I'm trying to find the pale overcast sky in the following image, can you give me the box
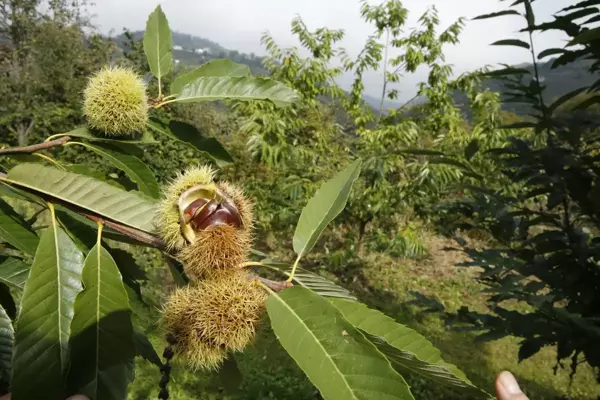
[90,0,572,100]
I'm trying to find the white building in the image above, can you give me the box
[194,47,212,55]
[173,45,183,51]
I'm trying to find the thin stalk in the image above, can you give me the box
[240,261,270,268]
[286,254,302,283]
[32,153,66,170]
[154,99,177,109]
[378,28,391,123]
[524,3,551,141]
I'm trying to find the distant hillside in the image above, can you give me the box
[469,58,596,115]
[363,93,403,111]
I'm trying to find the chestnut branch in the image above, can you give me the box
[82,213,168,250]
[249,274,294,292]
[0,136,71,155]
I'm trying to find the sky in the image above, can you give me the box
[90,0,573,101]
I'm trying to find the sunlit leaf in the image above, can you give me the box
[293,159,361,258]
[144,5,172,79]
[147,119,233,167]
[171,59,251,95]
[331,300,491,399]
[74,142,160,198]
[12,207,84,400]
[5,163,157,234]
[172,76,298,107]
[0,198,39,256]
[267,287,415,400]
[68,243,135,400]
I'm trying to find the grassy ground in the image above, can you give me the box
[129,234,600,400]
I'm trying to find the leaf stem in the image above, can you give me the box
[96,220,104,243]
[286,254,302,283]
[240,261,269,268]
[32,153,66,170]
[154,99,177,109]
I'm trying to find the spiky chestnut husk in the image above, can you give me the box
[156,166,254,280]
[162,272,267,371]
[83,66,149,136]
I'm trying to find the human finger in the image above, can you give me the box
[495,371,529,400]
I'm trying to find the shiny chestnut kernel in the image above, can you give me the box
[183,198,242,232]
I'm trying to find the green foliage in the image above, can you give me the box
[267,286,415,400]
[69,242,135,400]
[143,6,173,85]
[0,4,489,399]
[3,0,597,399]
[170,58,251,95]
[412,0,600,383]
[169,76,298,106]
[0,198,39,256]
[331,299,486,397]
[293,159,362,258]
[11,205,84,399]
[147,119,233,167]
[73,142,159,198]
[6,163,157,233]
